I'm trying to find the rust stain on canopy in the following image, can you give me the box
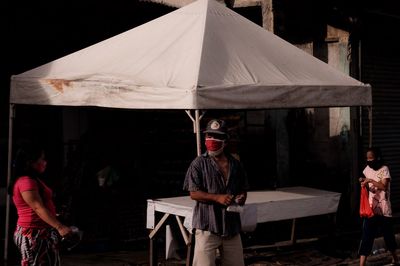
[44,79,72,93]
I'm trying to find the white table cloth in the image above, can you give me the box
[147,186,341,232]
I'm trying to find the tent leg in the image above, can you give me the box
[4,104,15,262]
[149,238,157,266]
[367,106,372,147]
[185,110,205,156]
[195,110,201,156]
[186,232,195,266]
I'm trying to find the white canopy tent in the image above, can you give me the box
[5,0,371,260]
[11,0,371,109]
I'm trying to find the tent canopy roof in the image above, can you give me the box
[143,0,260,8]
[10,0,371,109]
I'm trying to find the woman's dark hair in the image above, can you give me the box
[8,142,44,195]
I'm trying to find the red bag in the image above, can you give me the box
[360,186,374,218]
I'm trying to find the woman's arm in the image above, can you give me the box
[362,178,389,191]
[21,190,72,237]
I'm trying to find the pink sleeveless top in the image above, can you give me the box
[363,165,392,217]
[13,176,57,228]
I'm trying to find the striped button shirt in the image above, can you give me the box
[183,152,249,237]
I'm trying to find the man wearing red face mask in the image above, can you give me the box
[183,119,249,266]
[8,142,72,266]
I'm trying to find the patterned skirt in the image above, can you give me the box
[14,225,61,266]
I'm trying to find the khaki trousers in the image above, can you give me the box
[193,230,245,266]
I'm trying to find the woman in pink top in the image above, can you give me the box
[9,143,72,266]
[358,147,399,266]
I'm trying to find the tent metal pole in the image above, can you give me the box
[185,110,205,156]
[4,104,15,261]
[195,110,201,156]
[368,106,372,147]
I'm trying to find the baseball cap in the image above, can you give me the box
[203,119,228,136]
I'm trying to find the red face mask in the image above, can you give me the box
[205,138,225,152]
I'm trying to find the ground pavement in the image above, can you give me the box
[58,242,400,266]
[6,239,400,266]
[4,234,400,266]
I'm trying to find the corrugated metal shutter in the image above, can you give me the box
[361,16,400,212]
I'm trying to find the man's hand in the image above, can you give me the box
[216,194,234,206]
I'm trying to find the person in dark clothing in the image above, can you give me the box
[183,119,249,266]
[358,147,399,266]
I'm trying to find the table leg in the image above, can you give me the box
[149,213,170,266]
[175,216,194,266]
[329,213,337,238]
[290,218,297,245]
